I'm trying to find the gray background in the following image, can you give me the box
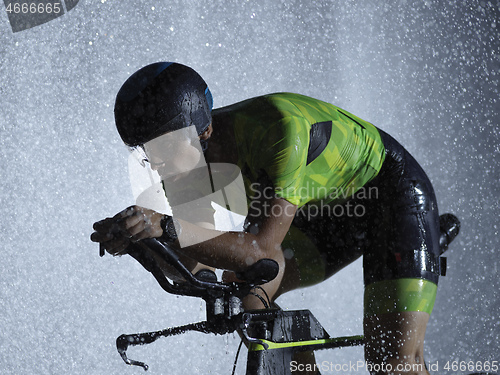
[0,1,498,374]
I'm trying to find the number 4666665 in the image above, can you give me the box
[5,2,61,14]
[444,361,498,372]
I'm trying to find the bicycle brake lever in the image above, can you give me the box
[116,322,212,371]
[116,335,149,371]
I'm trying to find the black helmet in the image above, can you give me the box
[114,62,213,147]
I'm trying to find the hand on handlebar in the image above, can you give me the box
[91,205,165,256]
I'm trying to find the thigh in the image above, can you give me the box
[283,200,369,288]
[363,129,442,287]
[274,211,367,302]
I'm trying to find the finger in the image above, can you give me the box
[93,217,114,231]
[116,205,141,219]
[107,207,136,233]
[127,220,146,238]
[112,237,135,256]
[123,213,145,230]
[130,229,153,243]
[128,218,161,242]
[111,244,130,256]
[130,216,163,242]
[112,213,144,236]
[103,237,130,256]
[90,231,115,243]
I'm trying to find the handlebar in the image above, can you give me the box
[112,238,280,371]
[127,238,279,298]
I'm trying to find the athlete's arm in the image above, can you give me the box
[91,191,298,275]
[176,192,297,307]
[177,194,297,272]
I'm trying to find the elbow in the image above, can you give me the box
[244,236,283,269]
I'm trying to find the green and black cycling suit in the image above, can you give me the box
[213,92,442,317]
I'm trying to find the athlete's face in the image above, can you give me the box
[144,126,205,178]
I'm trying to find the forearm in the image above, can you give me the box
[175,219,280,272]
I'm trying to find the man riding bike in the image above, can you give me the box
[91,62,460,375]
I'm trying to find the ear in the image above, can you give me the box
[200,123,213,140]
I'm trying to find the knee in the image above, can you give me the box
[363,312,431,374]
[365,341,429,375]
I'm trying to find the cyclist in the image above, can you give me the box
[91,62,459,375]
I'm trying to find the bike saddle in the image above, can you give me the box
[439,213,461,254]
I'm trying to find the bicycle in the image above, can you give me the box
[108,219,497,375]
[114,238,363,374]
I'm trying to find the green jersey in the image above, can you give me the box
[214,93,385,207]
